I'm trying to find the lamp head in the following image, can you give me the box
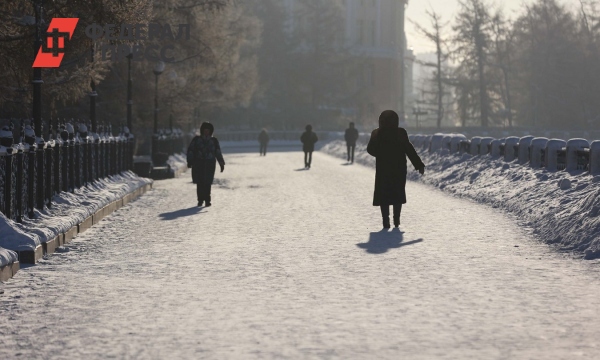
[153,61,165,76]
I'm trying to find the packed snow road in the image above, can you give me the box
[1,149,600,359]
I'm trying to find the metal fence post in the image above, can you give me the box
[16,147,25,222]
[0,150,6,217]
[45,142,54,208]
[36,140,45,210]
[54,137,63,196]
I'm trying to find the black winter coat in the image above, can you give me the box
[187,135,225,185]
[367,127,424,206]
[345,128,359,145]
[301,131,318,152]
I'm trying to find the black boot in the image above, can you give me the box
[205,195,212,207]
[393,204,401,228]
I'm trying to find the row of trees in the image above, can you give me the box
[0,0,359,134]
[0,0,259,135]
[414,0,600,129]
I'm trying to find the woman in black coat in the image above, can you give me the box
[367,110,425,228]
[187,122,225,207]
[300,124,318,169]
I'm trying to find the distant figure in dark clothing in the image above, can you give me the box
[187,122,225,207]
[300,124,318,169]
[367,110,425,228]
[345,122,359,163]
[258,129,269,156]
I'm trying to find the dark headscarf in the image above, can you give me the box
[379,110,399,129]
[200,122,215,136]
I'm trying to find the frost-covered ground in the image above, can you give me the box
[1,149,600,359]
[322,140,600,260]
[0,171,151,265]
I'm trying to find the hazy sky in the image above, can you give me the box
[405,0,572,54]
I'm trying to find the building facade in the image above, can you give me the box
[343,0,412,126]
[283,0,412,128]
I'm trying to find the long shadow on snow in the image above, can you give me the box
[357,229,423,254]
[159,207,205,221]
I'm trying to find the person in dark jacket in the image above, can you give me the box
[187,122,225,207]
[300,124,318,169]
[258,128,269,156]
[344,122,359,163]
[367,110,425,228]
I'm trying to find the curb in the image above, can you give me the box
[5,182,153,280]
[0,261,20,282]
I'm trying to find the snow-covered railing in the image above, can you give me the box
[0,121,134,222]
[409,132,600,175]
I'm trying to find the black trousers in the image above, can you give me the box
[197,182,212,204]
[380,204,402,221]
[193,161,216,203]
[304,151,313,167]
[260,143,267,156]
[347,144,355,162]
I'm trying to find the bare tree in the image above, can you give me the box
[411,9,450,128]
[453,0,493,127]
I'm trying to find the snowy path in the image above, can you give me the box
[1,150,600,359]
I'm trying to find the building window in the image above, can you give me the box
[365,63,375,87]
[357,19,364,45]
[370,20,376,46]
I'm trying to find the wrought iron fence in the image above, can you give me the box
[0,121,134,222]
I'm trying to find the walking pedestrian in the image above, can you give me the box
[300,124,318,169]
[367,110,425,228]
[186,122,225,207]
[258,128,269,156]
[344,122,359,163]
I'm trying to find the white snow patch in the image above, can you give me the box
[0,247,18,268]
[0,171,152,261]
[167,153,187,172]
[322,139,600,259]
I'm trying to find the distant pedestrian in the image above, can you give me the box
[300,124,318,169]
[367,110,425,228]
[187,122,225,207]
[258,128,269,156]
[344,122,359,163]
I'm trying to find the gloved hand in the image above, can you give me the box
[220,164,225,173]
[187,163,192,169]
[418,166,425,175]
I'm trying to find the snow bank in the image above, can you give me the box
[321,140,600,260]
[167,153,187,169]
[0,171,152,257]
[0,247,18,268]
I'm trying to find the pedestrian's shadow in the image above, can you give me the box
[294,168,309,171]
[341,163,353,166]
[356,228,423,254]
[159,207,204,221]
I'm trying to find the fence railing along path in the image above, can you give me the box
[0,123,134,222]
[408,133,600,174]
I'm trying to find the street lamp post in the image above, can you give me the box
[32,0,43,138]
[32,0,47,211]
[127,53,133,133]
[152,61,165,164]
[90,43,98,133]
